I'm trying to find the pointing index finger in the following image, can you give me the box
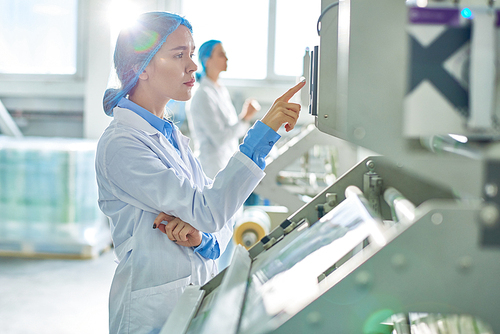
[276,79,306,102]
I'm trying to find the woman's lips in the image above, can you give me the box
[184,79,195,86]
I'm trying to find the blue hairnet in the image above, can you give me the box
[195,40,221,81]
[103,12,193,116]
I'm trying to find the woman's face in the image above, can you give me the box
[142,25,197,102]
[207,43,228,73]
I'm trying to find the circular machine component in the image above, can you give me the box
[234,208,271,249]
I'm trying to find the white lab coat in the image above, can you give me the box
[95,107,265,334]
[188,76,250,178]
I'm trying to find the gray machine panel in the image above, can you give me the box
[315,0,492,198]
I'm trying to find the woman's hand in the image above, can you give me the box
[153,212,202,248]
[261,80,306,132]
[240,98,261,121]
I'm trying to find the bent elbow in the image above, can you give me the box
[201,220,225,234]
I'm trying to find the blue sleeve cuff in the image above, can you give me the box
[193,232,220,260]
[239,121,281,170]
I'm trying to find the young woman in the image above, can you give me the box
[188,40,259,178]
[95,12,305,334]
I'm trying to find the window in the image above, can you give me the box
[182,0,269,80]
[182,0,320,80]
[0,0,78,75]
[274,0,320,76]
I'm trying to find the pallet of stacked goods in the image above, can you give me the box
[0,136,111,259]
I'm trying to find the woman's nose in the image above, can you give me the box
[188,58,198,72]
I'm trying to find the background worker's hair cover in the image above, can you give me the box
[195,39,221,81]
[103,12,193,116]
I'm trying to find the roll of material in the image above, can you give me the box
[234,208,271,249]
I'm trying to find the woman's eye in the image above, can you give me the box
[175,53,183,58]
[190,53,195,59]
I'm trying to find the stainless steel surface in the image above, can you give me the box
[249,156,456,260]
[273,199,500,333]
[160,285,205,334]
[314,0,490,198]
[165,156,500,333]
[189,245,251,334]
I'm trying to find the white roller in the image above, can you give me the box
[383,187,416,225]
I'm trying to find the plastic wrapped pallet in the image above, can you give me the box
[0,136,111,258]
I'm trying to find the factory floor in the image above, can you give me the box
[0,250,116,334]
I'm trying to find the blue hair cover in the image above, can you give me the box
[103,12,193,116]
[195,40,221,81]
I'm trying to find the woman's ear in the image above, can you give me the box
[138,69,148,81]
[133,63,148,81]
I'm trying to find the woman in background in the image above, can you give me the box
[188,40,263,268]
[95,12,305,334]
[188,40,260,178]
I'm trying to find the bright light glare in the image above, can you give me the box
[416,0,428,8]
[449,134,468,143]
[108,0,140,36]
[0,0,78,75]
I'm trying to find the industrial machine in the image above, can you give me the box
[253,123,358,214]
[236,123,357,250]
[161,0,500,333]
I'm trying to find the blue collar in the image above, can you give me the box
[117,97,174,139]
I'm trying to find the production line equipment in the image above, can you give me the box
[161,0,500,333]
[252,123,358,214]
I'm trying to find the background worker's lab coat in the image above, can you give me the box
[95,107,265,334]
[188,76,250,178]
